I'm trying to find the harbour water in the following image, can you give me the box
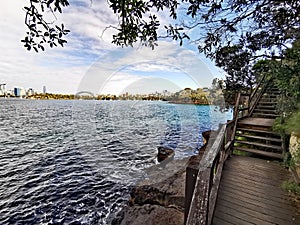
[0,99,229,224]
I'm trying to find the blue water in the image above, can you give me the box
[0,99,229,224]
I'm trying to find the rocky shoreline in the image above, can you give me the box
[112,131,213,225]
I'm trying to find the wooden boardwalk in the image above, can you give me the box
[212,155,300,225]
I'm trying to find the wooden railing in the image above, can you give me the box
[184,122,234,225]
[249,74,270,116]
[184,92,252,225]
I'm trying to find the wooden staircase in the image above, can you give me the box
[233,85,283,159]
[252,87,280,119]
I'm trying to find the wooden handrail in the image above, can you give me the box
[185,122,235,225]
[249,73,268,102]
[249,75,272,116]
[185,91,249,225]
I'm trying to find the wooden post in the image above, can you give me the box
[185,156,201,224]
[186,168,211,225]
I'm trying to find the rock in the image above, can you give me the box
[290,132,300,183]
[112,204,184,225]
[113,130,216,225]
[157,146,175,162]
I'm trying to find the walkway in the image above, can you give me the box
[212,155,300,225]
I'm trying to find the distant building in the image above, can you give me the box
[0,84,6,96]
[13,87,26,98]
[20,88,26,97]
[14,87,21,97]
[27,88,35,96]
[43,86,47,94]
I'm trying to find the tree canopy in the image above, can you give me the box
[23,0,300,100]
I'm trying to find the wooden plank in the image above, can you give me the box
[216,198,291,225]
[213,209,254,225]
[237,127,279,135]
[238,117,275,127]
[235,134,282,142]
[219,181,293,207]
[223,169,287,188]
[215,201,275,225]
[234,140,282,150]
[218,188,298,222]
[233,147,283,159]
[252,113,278,117]
[220,173,289,198]
[223,158,288,178]
[212,215,234,225]
[220,175,290,200]
[218,187,295,215]
[213,155,300,225]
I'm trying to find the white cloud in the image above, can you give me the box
[0,1,223,94]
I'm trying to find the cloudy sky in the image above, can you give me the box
[0,0,224,95]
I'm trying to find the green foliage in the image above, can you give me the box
[282,180,300,195]
[22,0,70,52]
[232,149,251,157]
[285,110,300,134]
[282,152,295,169]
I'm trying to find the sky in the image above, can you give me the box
[0,0,225,95]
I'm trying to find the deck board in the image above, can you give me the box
[212,155,300,225]
[238,118,275,127]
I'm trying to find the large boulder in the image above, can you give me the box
[112,204,184,225]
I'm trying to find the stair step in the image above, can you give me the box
[261,95,278,98]
[237,128,280,136]
[259,99,277,103]
[235,140,282,150]
[235,134,282,142]
[256,105,276,109]
[257,102,277,105]
[253,109,277,113]
[233,147,283,159]
[252,113,278,118]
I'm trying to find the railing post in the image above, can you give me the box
[185,164,199,224]
[186,168,211,225]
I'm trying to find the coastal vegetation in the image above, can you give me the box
[19,86,222,105]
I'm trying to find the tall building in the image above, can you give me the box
[14,87,21,97]
[0,84,6,96]
[43,86,46,94]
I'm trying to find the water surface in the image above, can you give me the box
[0,99,228,224]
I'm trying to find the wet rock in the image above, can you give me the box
[157,146,175,162]
[112,204,184,225]
[112,129,216,225]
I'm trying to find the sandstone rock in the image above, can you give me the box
[290,132,300,182]
[112,204,184,225]
[113,129,214,225]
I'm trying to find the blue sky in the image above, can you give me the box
[0,0,225,95]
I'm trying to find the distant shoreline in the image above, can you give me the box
[168,101,209,105]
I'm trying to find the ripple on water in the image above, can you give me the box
[0,100,229,224]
